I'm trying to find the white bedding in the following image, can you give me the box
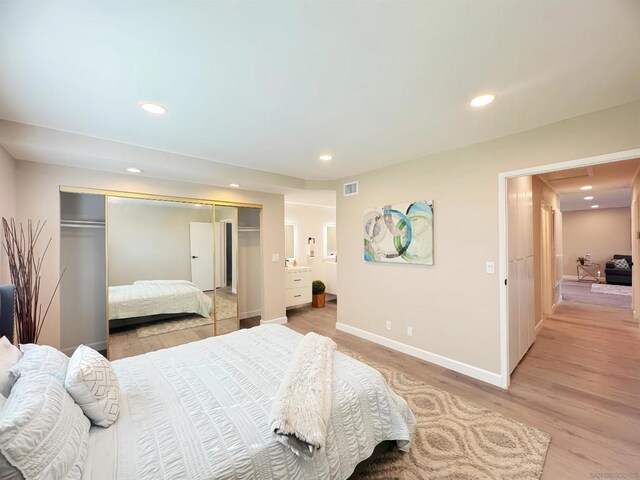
[108,280,212,321]
[83,325,415,480]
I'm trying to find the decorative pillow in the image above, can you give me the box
[612,258,630,269]
[65,345,121,427]
[0,373,90,480]
[9,344,69,385]
[0,338,21,397]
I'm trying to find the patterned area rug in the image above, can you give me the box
[136,294,237,338]
[591,283,632,296]
[343,348,551,480]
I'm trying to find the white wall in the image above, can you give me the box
[0,146,16,284]
[284,202,336,290]
[562,207,632,278]
[108,199,212,286]
[15,161,286,348]
[336,100,640,378]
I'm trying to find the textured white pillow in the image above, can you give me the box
[612,258,630,269]
[9,344,69,385]
[65,345,121,427]
[0,337,21,397]
[0,373,90,480]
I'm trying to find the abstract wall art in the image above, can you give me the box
[363,200,434,265]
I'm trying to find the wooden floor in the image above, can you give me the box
[108,287,249,360]
[287,299,640,479]
[561,280,632,308]
[108,315,259,360]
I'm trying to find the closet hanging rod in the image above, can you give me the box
[238,227,260,232]
[61,220,105,229]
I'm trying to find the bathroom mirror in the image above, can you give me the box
[325,223,337,258]
[285,223,296,259]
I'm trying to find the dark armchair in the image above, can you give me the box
[605,254,632,286]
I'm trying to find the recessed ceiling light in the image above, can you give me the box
[591,205,599,208]
[194,203,202,207]
[229,183,240,188]
[583,196,594,200]
[126,167,143,173]
[319,154,333,161]
[470,94,496,107]
[580,185,592,191]
[140,102,168,115]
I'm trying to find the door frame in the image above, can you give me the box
[498,148,640,389]
[540,201,554,317]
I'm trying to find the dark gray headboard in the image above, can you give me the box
[0,285,15,343]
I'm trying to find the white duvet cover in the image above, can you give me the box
[108,280,212,321]
[83,325,415,480]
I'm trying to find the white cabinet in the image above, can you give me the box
[507,176,536,374]
[285,267,312,307]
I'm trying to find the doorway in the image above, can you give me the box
[499,148,640,388]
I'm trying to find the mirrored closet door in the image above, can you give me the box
[59,188,263,361]
[213,205,239,335]
[107,197,216,359]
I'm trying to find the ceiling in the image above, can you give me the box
[560,188,631,212]
[538,157,640,211]
[285,190,336,208]
[1,1,639,182]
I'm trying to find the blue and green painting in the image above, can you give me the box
[364,200,434,265]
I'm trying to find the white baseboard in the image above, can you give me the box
[260,316,288,325]
[239,309,261,320]
[335,322,503,388]
[61,340,106,356]
[535,318,545,335]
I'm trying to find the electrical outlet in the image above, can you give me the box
[486,261,495,274]
[407,326,413,337]
[272,253,280,263]
[386,321,392,331]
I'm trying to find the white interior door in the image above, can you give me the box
[190,222,214,291]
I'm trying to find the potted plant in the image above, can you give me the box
[312,280,326,308]
[577,256,586,266]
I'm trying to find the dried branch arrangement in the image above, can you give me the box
[1,218,64,344]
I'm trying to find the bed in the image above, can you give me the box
[82,324,416,479]
[108,280,213,329]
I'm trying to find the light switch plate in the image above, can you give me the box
[407,326,413,337]
[272,253,280,263]
[386,321,391,331]
[486,261,495,274]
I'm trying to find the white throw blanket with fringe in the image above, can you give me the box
[268,332,337,458]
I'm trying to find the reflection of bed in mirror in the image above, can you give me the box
[108,280,213,329]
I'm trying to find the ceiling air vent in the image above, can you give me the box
[343,181,359,197]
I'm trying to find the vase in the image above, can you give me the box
[312,293,326,308]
